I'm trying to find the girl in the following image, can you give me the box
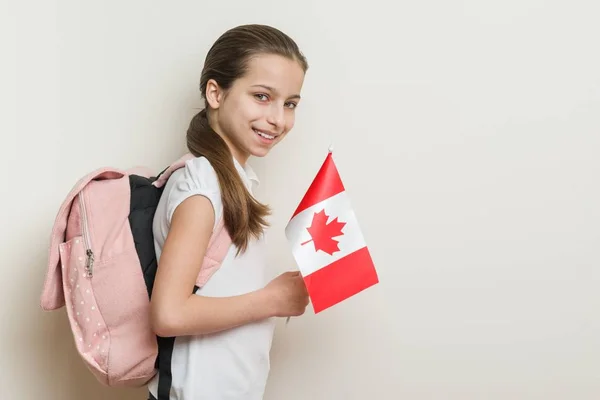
[147,24,310,400]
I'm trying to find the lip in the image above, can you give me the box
[253,128,279,137]
[253,129,280,145]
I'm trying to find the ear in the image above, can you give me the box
[205,79,223,109]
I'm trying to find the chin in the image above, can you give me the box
[249,147,272,158]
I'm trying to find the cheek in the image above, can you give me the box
[227,96,256,121]
[285,113,296,131]
[239,103,264,126]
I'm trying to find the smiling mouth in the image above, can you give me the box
[253,129,277,140]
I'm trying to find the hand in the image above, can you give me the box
[263,271,309,318]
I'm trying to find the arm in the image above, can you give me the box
[149,195,275,337]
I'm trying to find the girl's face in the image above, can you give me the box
[206,53,306,164]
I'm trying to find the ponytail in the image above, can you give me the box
[185,24,307,252]
[186,109,270,254]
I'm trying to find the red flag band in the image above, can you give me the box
[285,152,378,313]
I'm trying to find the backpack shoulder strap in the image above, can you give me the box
[154,152,232,286]
[152,153,195,188]
[197,217,231,288]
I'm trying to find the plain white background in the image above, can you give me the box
[3,1,599,399]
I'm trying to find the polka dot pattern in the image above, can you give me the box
[59,236,109,367]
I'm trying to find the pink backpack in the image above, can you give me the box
[39,153,231,387]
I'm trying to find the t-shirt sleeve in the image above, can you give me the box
[165,156,222,230]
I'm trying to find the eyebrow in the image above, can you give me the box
[251,84,301,100]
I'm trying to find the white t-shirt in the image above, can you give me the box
[148,155,276,400]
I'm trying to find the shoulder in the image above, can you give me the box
[164,156,223,228]
[181,156,220,190]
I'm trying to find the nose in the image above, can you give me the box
[266,104,284,131]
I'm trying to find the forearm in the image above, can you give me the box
[151,288,275,337]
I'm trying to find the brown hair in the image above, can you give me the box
[186,24,308,253]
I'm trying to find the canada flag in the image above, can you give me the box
[285,151,379,313]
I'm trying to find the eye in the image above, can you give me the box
[285,102,298,109]
[254,93,269,102]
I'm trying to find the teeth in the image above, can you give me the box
[255,130,275,140]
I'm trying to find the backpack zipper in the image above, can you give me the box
[79,192,94,278]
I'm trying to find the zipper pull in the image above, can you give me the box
[85,249,94,278]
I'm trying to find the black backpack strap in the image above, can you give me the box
[156,336,175,400]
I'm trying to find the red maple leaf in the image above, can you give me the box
[301,209,346,255]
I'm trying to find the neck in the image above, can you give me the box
[207,109,249,165]
[219,132,249,166]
